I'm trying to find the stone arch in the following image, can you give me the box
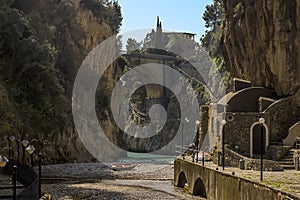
[193,178,207,198]
[177,171,187,188]
[250,122,269,158]
[218,87,278,112]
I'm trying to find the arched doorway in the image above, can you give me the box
[253,125,266,154]
[177,172,187,188]
[193,178,207,198]
[250,122,269,158]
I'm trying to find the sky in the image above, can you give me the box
[118,0,213,43]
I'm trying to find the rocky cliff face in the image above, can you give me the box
[10,0,123,163]
[222,0,300,96]
[16,0,115,91]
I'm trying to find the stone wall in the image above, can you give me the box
[201,90,300,161]
[174,159,296,200]
[222,147,283,171]
[223,112,269,156]
[267,145,291,160]
[211,147,283,171]
[264,90,300,142]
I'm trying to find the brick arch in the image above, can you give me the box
[192,178,207,198]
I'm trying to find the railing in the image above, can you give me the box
[0,160,39,200]
[17,179,39,200]
[0,165,23,200]
[175,145,202,163]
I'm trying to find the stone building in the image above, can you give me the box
[199,78,300,169]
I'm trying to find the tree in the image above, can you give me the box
[115,35,123,55]
[201,0,222,50]
[109,1,122,32]
[200,0,223,64]
[200,0,229,93]
[0,1,66,136]
[165,33,197,58]
[142,29,156,49]
[202,0,222,31]
[80,0,122,33]
[126,38,142,53]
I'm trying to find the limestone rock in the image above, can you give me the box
[222,0,300,96]
[15,0,122,163]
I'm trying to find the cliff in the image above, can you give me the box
[0,0,123,163]
[25,0,123,163]
[222,0,300,96]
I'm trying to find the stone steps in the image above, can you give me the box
[278,161,294,165]
[279,157,293,161]
[280,165,295,170]
[278,149,296,170]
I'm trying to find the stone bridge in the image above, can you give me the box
[123,52,214,118]
[123,52,209,98]
[174,158,297,200]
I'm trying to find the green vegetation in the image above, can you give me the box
[143,29,158,49]
[80,0,122,32]
[126,30,198,57]
[0,0,123,155]
[0,0,66,139]
[233,2,244,18]
[201,0,230,92]
[126,38,142,53]
[192,82,211,104]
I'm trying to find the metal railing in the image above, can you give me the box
[0,160,39,200]
[17,179,39,200]
[0,165,23,200]
[175,145,203,164]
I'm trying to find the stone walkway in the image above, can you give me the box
[226,167,300,197]
[188,159,300,198]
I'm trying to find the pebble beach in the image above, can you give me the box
[40,162,202,200]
